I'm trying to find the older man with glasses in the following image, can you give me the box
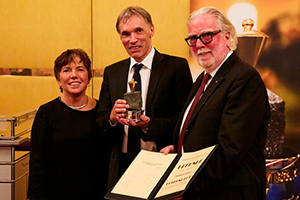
[161,6,270,200]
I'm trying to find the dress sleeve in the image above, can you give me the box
[27,106,50,200]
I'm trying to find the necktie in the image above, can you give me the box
[127,63,143,161]
[177,73,211,154]
[132,63,143,91]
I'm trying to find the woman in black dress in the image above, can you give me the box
[28,49,104,200]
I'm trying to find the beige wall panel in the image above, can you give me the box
[0,0,92,69]
[0,76,59,116]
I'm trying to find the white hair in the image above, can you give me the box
[187,6,238,50]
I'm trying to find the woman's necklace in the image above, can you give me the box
[59,96,89,110]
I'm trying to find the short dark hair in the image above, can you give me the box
[116,6,153,33]
[54,49,92,81]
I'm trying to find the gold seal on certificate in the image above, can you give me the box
[124,78,143,122]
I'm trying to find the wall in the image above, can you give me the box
[0,0,92,69]
[0,0,190,118]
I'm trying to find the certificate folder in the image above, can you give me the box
[105,145,217,200]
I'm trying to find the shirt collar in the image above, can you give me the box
[206,50,233,78]
[130,47,155,70]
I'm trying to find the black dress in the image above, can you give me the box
[28,97,103,200]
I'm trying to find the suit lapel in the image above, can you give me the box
[145,50,164,112]
[187,52,238,127]
[184,72,204,112]
[117,59,130,98]
[174,72,204,139]
[188,75,224,127]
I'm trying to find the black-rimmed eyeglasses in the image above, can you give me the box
[185,30,222,47]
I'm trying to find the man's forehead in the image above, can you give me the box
[188,29,216,37]
[188,15,219,35]
[119,15,149,30]
[120,15,147,26]
[120,24,143,32]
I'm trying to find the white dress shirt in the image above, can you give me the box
[122,47,155,153]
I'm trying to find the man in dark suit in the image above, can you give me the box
[96,6,193,192]
[161,7,270,200]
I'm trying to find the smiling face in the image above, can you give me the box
[188,14,231,73]
[56,56,90,97]
[118,15,154,62]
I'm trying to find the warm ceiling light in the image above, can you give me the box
[227,3,258,33]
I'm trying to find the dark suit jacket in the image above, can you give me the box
[175,52,270,200]
[96,49,193,191]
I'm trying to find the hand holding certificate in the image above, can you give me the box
[105,145,217,200]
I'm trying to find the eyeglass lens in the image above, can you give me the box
[189,33,213,46]
[186,30,221,47]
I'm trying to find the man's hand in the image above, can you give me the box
[135,115,150,128]
[118,114,150,128]
[160,145,175,155]
[110,99,129,124]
